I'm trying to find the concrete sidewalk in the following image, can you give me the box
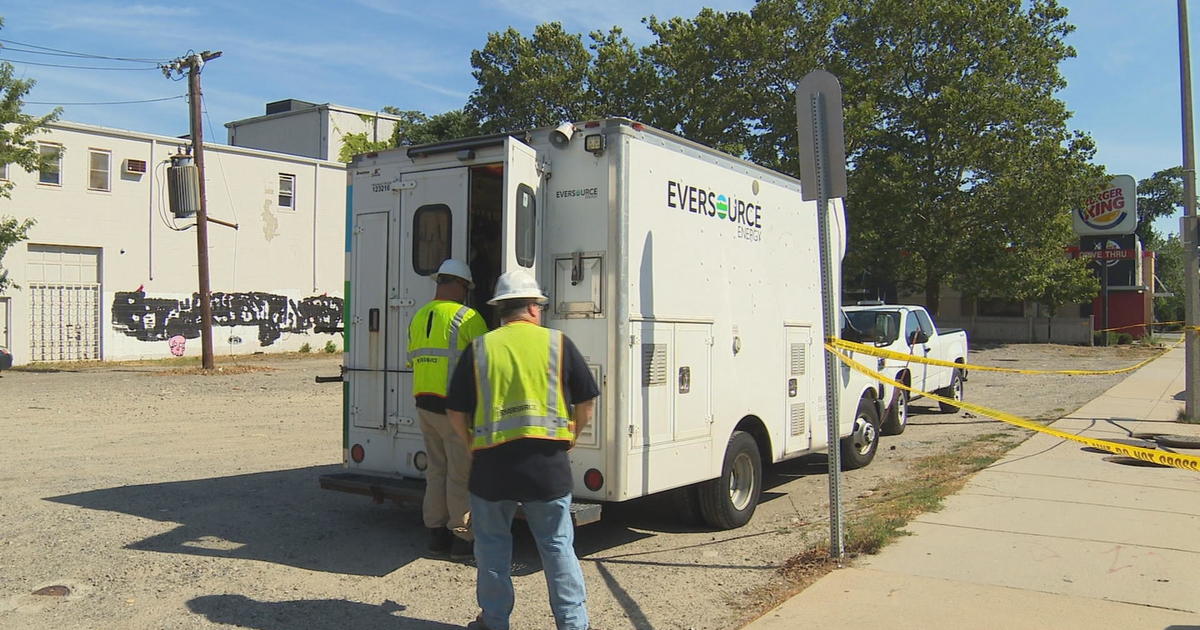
[746,345,1200,629]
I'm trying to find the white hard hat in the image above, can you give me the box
[434,259,474,289]
[488,270,548,305]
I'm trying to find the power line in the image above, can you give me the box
[0,57,160,71]
[23,95,187,106]
[0,37,168,63]
[1,45,160,67]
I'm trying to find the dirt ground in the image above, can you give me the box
[0,342,1162,630]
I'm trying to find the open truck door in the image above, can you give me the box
[500,137,542,284]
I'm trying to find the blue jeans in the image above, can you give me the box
[470,493,588,630]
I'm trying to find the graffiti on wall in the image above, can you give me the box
[112,290,343,346]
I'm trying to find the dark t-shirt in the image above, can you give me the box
[446,328,599,502]
[414,394,447,414]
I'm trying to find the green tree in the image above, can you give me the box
[1135,167,1187,244]
[337,109,482,162]
[1133,169,1192,323]
[1149,232,1185,323]
[836,0,1104,314]
[0,19,62,293]
[467,23,592,132]
[463,1,1104,315]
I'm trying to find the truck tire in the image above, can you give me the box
[937,367,964,413]
[698,431,762,530]
[840,397,880,470]
[881,387,909,436]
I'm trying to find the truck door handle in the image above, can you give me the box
[678,366,691,393]
[368,308,380,332]
[788,378,797,397]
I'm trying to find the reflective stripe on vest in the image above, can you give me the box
[471,324,573,450]
[409,303,473,396]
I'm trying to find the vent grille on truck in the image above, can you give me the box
[642,344,667,386]
[790,343,806,375]
[790,403,806,436]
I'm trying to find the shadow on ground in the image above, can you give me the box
[187,594,463,630]
[47,465,436,576]
[47,464,654,577]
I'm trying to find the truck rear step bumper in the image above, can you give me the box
[319,472,602,526]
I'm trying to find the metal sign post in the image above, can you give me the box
[796,70,848,562]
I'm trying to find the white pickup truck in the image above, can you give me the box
[840,303,969,435]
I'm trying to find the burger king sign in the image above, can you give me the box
[1073,174,1137,235]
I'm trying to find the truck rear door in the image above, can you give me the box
[387,166,471,441]
[501,137,542,280]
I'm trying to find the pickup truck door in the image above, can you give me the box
[913,309,944,389]
[903,312,930,393]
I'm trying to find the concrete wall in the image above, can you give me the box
[226,109,324,160]
[938,315,1094,345]
[0,121,347,364]
[227,104,400,162]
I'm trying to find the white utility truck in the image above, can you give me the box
[321,118,883,530]
[841,303,969,435]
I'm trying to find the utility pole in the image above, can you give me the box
[163,51,221,369]
[1178,1,1200,420]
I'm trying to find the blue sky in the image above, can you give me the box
[0,1,1194,234]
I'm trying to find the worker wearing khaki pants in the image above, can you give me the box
[407,259,487,560]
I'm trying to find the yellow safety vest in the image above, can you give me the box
[407,300,486,398]
[471,322,574,450]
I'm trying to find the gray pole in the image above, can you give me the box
[1179,0,1200,420]
[811,92,846,562]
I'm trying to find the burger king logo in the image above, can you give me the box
[1073,175,1137,235]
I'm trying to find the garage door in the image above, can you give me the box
[27,244,102,362]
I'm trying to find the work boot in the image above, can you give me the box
[427,527,452,555]
[450,537,474,562]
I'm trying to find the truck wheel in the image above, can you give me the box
[881,387,909,436]
[938,368,964,413]
[840,397,880,470]
[698,431,762,530]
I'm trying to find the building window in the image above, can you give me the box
[278,173,295,208]
[412,204,451,276]
[88,150,111,191]
[0,162,9,180]
[39,144,62,186]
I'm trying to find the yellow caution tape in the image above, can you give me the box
[1098,321,1183,333]
[829,336,1178,376]
[825,344,1200,472]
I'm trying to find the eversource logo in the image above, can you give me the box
[666,180,763,242]
[556,187,598,199]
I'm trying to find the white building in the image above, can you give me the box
[0,119,347,365]
[225,99,402,161]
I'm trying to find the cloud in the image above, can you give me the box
[489,0,752,37]
[125,4,198,17]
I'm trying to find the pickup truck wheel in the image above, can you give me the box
[881,387,909,436]
[938,368,964,413]
[840,397,880,470]
[697,431,762,530]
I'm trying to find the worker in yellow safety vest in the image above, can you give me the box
[407,258,488,560]
[446,270,598,630]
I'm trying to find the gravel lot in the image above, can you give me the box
[0,342,1161,630]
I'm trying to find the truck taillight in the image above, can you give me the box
[584,469,604,491]
[350,444,365,463]
[413,451,428,471]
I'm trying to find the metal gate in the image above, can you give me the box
[26,245,101,362]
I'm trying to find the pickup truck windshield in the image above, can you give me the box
[843,310,901,345]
